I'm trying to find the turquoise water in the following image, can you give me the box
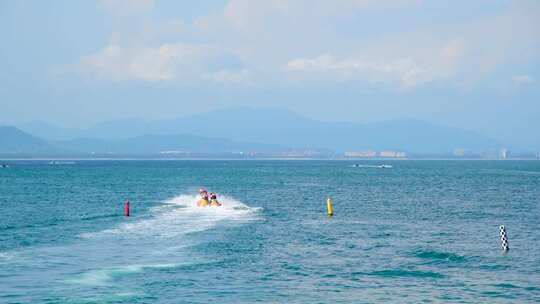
[1,160,539,303]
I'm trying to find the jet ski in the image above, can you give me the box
[197,188,222,207]
[197,198,222,207]
[197,198,210,207]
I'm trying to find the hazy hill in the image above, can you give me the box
[0,125,287,155]
[54,134,285,154]
[174,109,501,153]
[22,108,500,153]
[0,126,59,153]
[18,121,80,141]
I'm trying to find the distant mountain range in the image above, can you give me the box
[4,107,504,155]
[0,127,285,155]
[0,126,59,154]
[52,134,285,154]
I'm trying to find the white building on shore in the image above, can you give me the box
[379,151,406,158]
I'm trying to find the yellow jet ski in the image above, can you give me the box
[197,198,210,207]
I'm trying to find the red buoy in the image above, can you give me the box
[124,200,130,217]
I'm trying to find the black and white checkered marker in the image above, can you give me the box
[499,225,509,251]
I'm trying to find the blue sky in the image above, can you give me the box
[0,0,539,147]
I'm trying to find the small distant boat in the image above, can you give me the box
[0,164,9,168]
[48,161,76,165]
[353,164,392,169]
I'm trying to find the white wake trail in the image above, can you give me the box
[82,194,261,239]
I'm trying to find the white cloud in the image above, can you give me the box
[281,0,539,89]
[284,38,469,88]
[80,43,248,84]
[512,75,533,86]
[79,0,539,90]
[98,0,154,16]
[285,54,431,88]
[223,0,422,29]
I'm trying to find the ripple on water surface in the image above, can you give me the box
[1,160,539,303]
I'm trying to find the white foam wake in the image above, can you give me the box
[68,194,261,286]
[82,194,261,239]
[3,194,262,292]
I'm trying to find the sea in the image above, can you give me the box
[0,160,539,303]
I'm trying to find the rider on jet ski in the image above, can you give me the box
[198,188,210,207]
[209,192,222,206]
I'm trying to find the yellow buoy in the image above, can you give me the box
[326,198,334,216]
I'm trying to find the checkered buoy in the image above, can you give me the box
[499,225,509,251]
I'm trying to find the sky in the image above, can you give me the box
[0,0,539,148]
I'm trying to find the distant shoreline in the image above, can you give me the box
[1,157,539,161]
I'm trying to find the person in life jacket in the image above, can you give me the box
[209,192,222,206]
[198,188,210,207]
[199,188,209,199]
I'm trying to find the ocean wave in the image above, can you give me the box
[66,263,180,286]
[412,249,467,263]
[0,251,16,263]
[367,269,445,279]
[80,213,119,222]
